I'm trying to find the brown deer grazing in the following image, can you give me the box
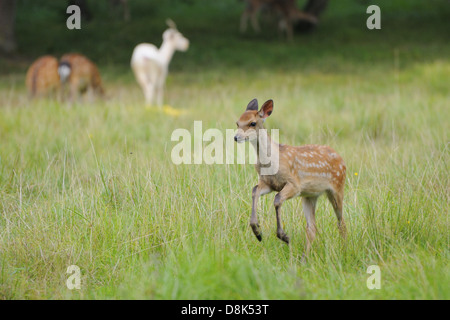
[234,99,347,257]
[58,53,104,101]
[25,55,60,98]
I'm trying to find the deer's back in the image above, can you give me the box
[26,56,60,96]
[263,144,346,195]
[60,53,103,91]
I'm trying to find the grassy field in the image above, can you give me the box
[0,0,449,299]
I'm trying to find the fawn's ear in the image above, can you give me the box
[246,98,258,111]
[259,99,273,119]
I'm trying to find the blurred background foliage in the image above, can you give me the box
[0,0,448,76]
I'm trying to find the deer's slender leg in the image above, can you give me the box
[274,183,298,244]
[144,83,155,106]
[155,82,164,107]
[122,0,130,21]
[250,9,261,33]
[240,3,253,33]
[69,78,79,104]
[302,196,318,257]
[326,190,346,238]
[133,68,153,105]
[251,181,272,241]
[155,71,167,107]
[240,2,260,33]
[240,11,249,33]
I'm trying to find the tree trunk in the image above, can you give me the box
[0,0,17,55]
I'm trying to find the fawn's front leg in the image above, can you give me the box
[274,183,298,244]
[251,182,272,241]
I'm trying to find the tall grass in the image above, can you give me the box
[0,0,449,299]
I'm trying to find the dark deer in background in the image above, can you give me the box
[240,0,318,40]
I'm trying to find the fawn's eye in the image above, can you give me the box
[250,122,257,127]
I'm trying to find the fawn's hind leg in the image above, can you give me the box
[326,190,347,238]
[302,196,318,257]
[274,183,297,244]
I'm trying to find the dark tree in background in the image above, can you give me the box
[69,0,92,21]
[66,0,130,22]
[0,0,17,55]
[109,0,130,21]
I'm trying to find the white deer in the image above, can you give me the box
[131,20,189,106]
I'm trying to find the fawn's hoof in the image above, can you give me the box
[277,233,290,244]
[251,224,262,241]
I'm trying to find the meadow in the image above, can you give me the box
[0,0,448,299]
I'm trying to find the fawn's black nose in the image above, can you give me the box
[234,136,238,142]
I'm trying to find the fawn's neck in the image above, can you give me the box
[250,127,280,166]
[159,41,176,66]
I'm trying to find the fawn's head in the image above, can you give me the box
[163,19,189,52]
[234,99,273,143]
